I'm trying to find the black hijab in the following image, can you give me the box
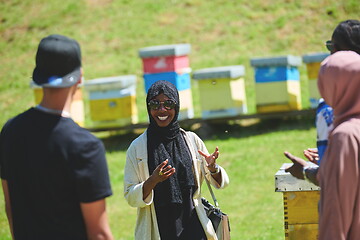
[146,80,196,206]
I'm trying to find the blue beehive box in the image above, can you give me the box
[254,66,300,83]
[144,72,191,93]
[251,55,302,83]
[250,55,303,113]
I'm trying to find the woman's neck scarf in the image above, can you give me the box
[146,80,196,206]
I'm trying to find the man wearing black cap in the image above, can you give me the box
[0,34,114,240]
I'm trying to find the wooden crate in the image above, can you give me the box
[193,65,247,119]
[275,163,320,240]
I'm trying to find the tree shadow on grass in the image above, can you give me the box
[185,115,315,141]
[98,130,144,152]
[98,115,315,152]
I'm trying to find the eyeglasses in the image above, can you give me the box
[148,99,176,110]
[326,40,334,52]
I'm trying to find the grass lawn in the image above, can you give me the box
[1,0,355,238]
[1,117,315,239]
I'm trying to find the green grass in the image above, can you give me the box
[0,0,358,125]
[0,118,316,239]
[80,118,318,239]
[0,0,358,239]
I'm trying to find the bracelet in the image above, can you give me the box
[209,164,220,175]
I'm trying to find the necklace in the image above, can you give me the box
[35,105,71,118]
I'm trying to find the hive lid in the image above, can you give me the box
[275,163,320,192]
[302,52,330,63]
[250,55,302,67]
[192,65,245,80]
[139,44,191,58]
[84,75,136,91]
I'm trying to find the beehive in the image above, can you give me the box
[193,65,247,119]
[178,88,194,120]
[302,53,329,108]
[84,75,138,128]
[31,82,85,127]
[275,163,320,240]
[251,55,302,113]
[139,43,193,120]
[139,44,191,74]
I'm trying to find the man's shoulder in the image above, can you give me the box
[1,108,34,133]
[62,123,101,145]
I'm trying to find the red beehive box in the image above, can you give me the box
[139,44,191,74]
[141,55,189,74]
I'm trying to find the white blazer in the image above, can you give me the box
[124,129,229,240]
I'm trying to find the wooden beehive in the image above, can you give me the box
[275,163,320,240]
[178,88,194,120]
[251,56,302,113]
[302,53,329,108]
[84,75,138,128]
[139,44,191,74]
[193,65,247,119]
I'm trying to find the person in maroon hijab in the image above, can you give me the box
[284,19,360,187]
[317,50,360,240]
[285,19,360,239]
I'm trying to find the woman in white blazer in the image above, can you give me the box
[124,81,229,240]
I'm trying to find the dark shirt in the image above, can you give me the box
[0,108,112,240]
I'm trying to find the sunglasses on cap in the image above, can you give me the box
[326,40,334,52]
[148,99,176,110]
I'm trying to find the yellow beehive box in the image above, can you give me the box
[178,88,194,120]
[308,79,320,105]
[303,53,329,108]
[30,82,85,127]
[275,163,320,240]
[193,65,247,119]
[84,75,138,128]
[255,80,301,113]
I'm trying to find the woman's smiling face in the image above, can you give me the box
[149,93,175,127]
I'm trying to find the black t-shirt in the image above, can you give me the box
[0,108,112,240]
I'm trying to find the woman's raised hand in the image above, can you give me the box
[153,159,176,182]
[198,147,219,170]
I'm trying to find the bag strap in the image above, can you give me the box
[202,163,220,208]
[184,130,220,208]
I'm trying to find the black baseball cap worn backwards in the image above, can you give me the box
[32,34,81,88]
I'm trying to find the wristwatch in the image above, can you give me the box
[302,165,309,180]
[209,164,220,175]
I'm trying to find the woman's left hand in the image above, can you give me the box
[198,147,219,171]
